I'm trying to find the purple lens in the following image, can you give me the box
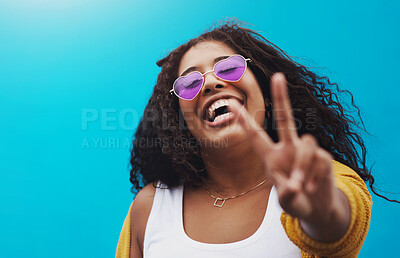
[173,72,204,100]
[214,55,246,81]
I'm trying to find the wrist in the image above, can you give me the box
[300,188,351,242]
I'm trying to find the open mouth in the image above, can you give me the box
[207,99,230,122]
[203,98,243,125]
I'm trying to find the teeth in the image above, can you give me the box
[213,112,231,122]
[208,99,230,121]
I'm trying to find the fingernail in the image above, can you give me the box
[292,169,304,181]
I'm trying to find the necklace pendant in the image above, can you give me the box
[213,198,226,207]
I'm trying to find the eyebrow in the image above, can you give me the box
[180,55,230,77]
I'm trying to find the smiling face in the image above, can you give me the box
[177,40,266,148]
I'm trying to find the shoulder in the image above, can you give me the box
[132,182,158,212]
[330,160,372,207]
[331,161,370,193]
[130,182,158,256]
[331,160,360,177]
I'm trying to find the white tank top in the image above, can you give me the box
[143,182,301,258]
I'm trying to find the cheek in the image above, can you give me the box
[242,72,261,93]
[179,101,202,133]
[180,110,196,128]
[178,100,193,119]
[241,75,263,102]
[242,75,266,126]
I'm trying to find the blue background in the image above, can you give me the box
[1,0,399,257]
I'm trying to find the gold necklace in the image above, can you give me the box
[203,178,270,208]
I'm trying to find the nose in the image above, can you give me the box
[202,72,226,95]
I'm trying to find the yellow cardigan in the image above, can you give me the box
[116,160,372,258]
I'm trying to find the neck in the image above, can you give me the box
[200,141,268,196]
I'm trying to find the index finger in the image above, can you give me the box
[229,99,274,157]
[271,73,298,143]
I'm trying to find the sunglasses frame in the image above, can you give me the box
[169,55,252,101]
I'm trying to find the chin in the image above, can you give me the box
[197,126,247,150]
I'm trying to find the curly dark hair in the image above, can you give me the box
[129,20,398,203]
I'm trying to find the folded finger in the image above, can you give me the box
[291,134,318,186]
[305,149,333,193]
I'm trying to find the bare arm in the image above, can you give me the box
[299,187,351,242]
[129,183,157,258]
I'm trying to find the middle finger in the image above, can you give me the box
[271,73,298,143]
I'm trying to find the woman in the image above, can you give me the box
[116,21,379,257]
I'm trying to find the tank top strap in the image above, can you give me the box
[143,181,184,256]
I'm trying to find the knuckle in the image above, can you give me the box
[314,157,332,176]
[316,148,333,161]
[300,134,318,146]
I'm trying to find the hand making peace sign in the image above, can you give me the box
[230,73,350,238]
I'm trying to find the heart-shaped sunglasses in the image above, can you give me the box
[170,55,251,101]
